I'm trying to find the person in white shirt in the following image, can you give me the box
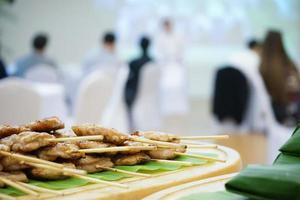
[82,31,120,75]
[154,19,189,116]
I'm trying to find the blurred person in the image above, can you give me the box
[124,36,153,130]
[260,30,300,126]
[0,44,8,79]
[213,39,268,133]
[82,31,120,75]
[155,18,189,120]
[155,18,184,63]
[14,33,58,77]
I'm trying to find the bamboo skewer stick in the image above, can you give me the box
[24,162,87,176]
[0,193,16,200]
[97,166,151,177]
[184,144,218,149]
[179,135,229,140]
[129,137,186,149]
[150,159,193,166]
[72,174,128,188]
[47,135,104,142]
[0,151,86,175]
[17,182,63,195]
[174,152,226,163]
[0,151,63,168]
[0,176,38,196]
[78,146,157,153]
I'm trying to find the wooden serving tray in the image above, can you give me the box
[15,146,241,200]
[143,173,236,200]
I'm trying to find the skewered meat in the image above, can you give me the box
[0,171,28,187]
[77,141,111,149]
[1,156,30,171]
[72,125,128,145]
[75,156,113,173]
[0,125,28,138]
[11,132,55,152]
[0,171,28,182]
[77,141,117,156]
[0,144,10,152]
[29,163,76,180]
[38,142,84,161]
[132,131,180,143]
[0,134,18,148]
[114,153,150,166]
[25,117,64,132]
[119,141,151,155]
[147,146,186,160]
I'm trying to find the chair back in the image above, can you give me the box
[133,63,161,130]
[24,64,59,83]
[74,66,129,132]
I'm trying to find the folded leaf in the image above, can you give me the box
[179,191,247,200]
[274,153,300,165]
[280,125,300,156]
[225,164,300,200]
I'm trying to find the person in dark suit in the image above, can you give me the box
[124,36,153,130]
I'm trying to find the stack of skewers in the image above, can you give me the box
[0,117,229,198]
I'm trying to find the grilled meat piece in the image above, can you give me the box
[0,125,28,138]
[75,156,113,173]
[10,132,55,152]
[147,146,186,160]
[1,156,30,171]
[38,142,84,161]
[114,152,150,166]
[29,163,75,180]
[25,117,64,132]
[72,125,128,145]
[132,131,180,143]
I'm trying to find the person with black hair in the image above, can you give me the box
[82,31,120,75]
[14,33,57,77]
[124,36,153,130]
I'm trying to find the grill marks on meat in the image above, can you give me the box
[114,153,150,166]
[75,156,113,173]
[25,117,64,132]
[29,163,75,180]
[38,143,84,161]
[72,125,128,145]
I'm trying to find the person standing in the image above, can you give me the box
[260,30,300,126]
[124,36,153,130]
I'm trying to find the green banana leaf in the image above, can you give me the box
[0,153,215,196]
[0,186,26,197]
[273,153,300,165]
[279,125,300,156]
[225,164,300,200]
[179,191,247,200]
